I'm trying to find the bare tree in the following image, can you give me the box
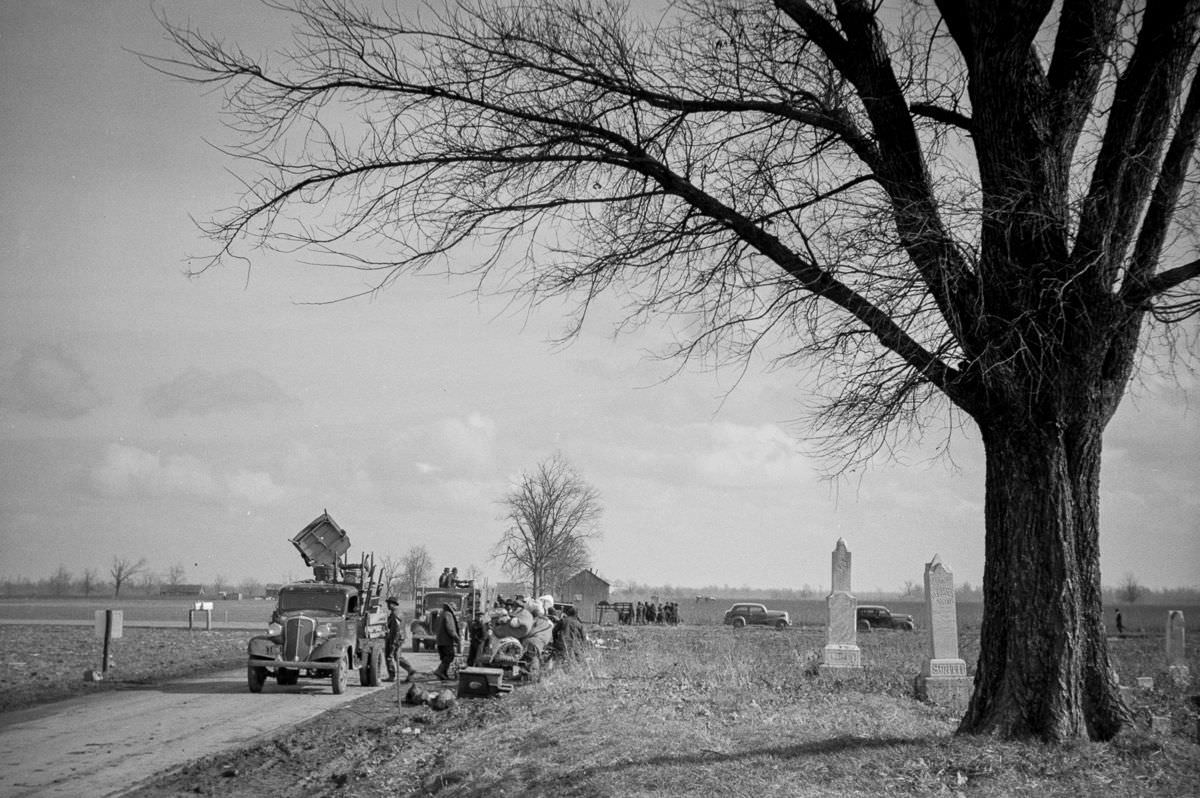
[375,555,403,599]
[1117,573,1147,604]
[494,455,602,598]
[79,567,99,597]
[150,0,1200,741]
[47,565,72,597]
[110,557,147,598]
[166,562,187,589]
[399,545,433,599]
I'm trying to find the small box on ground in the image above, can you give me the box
[456,667,511,698]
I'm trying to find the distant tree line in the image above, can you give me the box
[0,559,270,599]
[610,577,1198,605]
[4,562,1192,607]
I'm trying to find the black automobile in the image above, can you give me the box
[856,605,915,631]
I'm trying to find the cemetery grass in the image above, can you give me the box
[128,625,1200,798]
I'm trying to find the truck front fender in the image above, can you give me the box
[247,635,282,659]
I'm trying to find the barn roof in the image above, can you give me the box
[565,568,610,586]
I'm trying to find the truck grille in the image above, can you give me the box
[283,616,316,661]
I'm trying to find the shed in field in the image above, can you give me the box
[560,569,611,624]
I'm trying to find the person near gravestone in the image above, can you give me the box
[438,567,451,588]
[384,597,416,683]
[431,601,461,680]
[1114,607,1124,636]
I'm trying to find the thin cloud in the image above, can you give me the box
[0,343,105,418]
[90,443,220,499]
[143,368,293,417]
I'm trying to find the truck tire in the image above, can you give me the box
[732,616,746,628]
[247,665,266,693]
[775,619,788,630]
[363,647,383,687]
[277,668,299,685]
[332,653,348,695]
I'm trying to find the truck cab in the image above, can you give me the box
[248,581,386,694]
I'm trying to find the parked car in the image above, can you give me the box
[856,604,915,631]
[722,603,790,629]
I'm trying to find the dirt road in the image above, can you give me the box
[0,650,440,797]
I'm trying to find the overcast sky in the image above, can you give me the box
[1,1,1197,595]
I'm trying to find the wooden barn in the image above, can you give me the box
[560,569,610,623]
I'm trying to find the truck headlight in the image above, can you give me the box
[267,622,282,635]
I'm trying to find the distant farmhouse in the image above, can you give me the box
[160,584,204,597]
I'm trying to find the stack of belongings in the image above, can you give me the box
[484,594,555,677]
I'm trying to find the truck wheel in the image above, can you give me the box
[332,653,348,695]
[247,665,266,693]
[775,619,788,630]
[277,668,299,685]
[732,617,746,628]
[363,648,383,687]
[858,619,872,632]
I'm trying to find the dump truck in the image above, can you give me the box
[246,511,388,694]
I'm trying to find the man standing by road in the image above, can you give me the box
[467,611,487,667]
[431,601,461,680]
[384,597,416,683]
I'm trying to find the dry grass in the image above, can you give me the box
[399,626,1200,797]
[17,620,1200,797]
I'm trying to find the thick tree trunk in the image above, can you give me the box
[959,419,1129,741]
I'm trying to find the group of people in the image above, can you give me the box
[381,591,589,684]
[631,600,680,625]
[437,566,473,589]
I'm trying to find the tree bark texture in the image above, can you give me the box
[963,420,1129,740]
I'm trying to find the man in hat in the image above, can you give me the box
[384,597,415,682]
[431,601,461,680]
